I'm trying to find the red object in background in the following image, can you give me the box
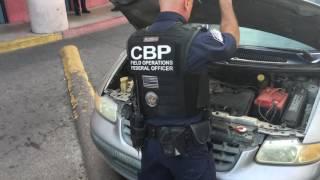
[254,87,289,111]
[4,0,29,23]
[87,0,108,8]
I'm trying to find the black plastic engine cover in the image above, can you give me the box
[210,85,255,116]
[282,88,308,128]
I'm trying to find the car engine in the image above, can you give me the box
[105,69,320,171]
[205,70,320,170]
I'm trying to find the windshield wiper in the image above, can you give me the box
[240,45,316,63]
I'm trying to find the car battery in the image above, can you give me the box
[254,87,289,123]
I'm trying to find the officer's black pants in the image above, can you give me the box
[73,0,88,12]
[138,138,216,180]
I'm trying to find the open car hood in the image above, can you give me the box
[111,0,320,50]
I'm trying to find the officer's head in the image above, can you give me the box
[159,0,194,21]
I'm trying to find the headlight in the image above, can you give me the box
[95,94,118,123]
[256,138,320,165]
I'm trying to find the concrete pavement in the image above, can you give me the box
[0,24,135,180]
[0,40,86,179]
[0,4,127,54]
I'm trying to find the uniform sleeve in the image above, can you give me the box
[187,28,237,72]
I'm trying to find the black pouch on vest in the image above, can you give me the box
[190,120,211,145]
[158,127,187,157]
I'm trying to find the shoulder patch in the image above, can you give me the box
[209,29,224,44]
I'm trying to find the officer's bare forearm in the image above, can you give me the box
[219,0,240,46]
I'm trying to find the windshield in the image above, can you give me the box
[240,27,316,51]
[308,0,320,5]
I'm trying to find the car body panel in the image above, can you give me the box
[304,83,320,143]
[91,110,320,180]
[112,0,320,50]
[91,111,140,180]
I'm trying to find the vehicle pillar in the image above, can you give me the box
[27,0,68,33]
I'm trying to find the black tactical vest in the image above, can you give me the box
[127,24,209,120]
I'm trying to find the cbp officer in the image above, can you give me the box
[127,0,239,179]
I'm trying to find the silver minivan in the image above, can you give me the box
[91,0,320,179]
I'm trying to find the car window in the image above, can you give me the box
[240,27,315,51]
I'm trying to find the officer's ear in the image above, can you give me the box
[184,0,193,20]
[184,0,193,12]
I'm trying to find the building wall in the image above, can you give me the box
[4,0,29,23]
[4,0,109,24]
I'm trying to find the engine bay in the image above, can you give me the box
[99,43,320,172]
[210,71,318,124]
[103,62,320,171]
[105,66,320,148]
[207,68,320,147]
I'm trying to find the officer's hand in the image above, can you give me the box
[218,0,240,46]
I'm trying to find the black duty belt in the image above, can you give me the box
[145,121,211,157]
[146,125,195,143]
[146,125,191,139]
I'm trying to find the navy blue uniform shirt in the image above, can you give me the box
[146,12,237,126]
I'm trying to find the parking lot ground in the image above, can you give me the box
[0,4,126,54]
[0,40,87,180]
[0,24,134,180]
